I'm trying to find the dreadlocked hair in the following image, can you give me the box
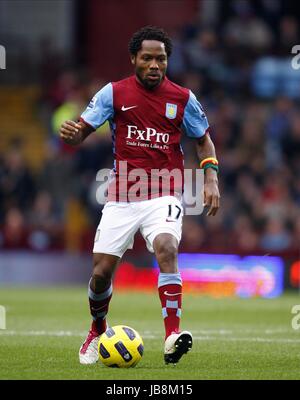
[128,26,172,57]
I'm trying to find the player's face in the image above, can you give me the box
[132,40,168,89]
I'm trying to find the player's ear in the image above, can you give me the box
[130,55,136,65]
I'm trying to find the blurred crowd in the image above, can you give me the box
[0,0,299,255]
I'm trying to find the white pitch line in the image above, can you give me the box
[0,330,85,337]
[195,336,300,344]
[143,328,295,335]
[1,330,300,344]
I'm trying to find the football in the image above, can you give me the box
[98,325,144,368]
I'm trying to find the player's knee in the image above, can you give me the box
[155,238,178,271]
[93,260,113,284]
[93,264,113,282]
[92,254,118,282]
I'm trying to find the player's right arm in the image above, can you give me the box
[60,82,114,146]
[59,83,114,146]
[60,120,94,146]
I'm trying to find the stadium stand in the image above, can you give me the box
[0,1,299,258]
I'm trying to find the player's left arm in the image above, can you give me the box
[182,90,220,216]
[195,132,220,216]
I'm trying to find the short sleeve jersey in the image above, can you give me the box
[81,75,209,201]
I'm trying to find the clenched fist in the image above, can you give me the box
[59,120,83,146]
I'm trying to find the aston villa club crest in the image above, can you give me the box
[165,103,177,119]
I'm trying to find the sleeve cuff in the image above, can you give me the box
[79,117,96,131]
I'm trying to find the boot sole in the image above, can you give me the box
[164,332,193,365]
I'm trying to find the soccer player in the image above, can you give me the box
[59,26,220,365]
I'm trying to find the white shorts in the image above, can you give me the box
[93,196,183,257]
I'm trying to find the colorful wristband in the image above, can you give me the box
[203,163,219,173]
[200,157,219,169]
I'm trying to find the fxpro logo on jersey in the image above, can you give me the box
[126,125,170,144]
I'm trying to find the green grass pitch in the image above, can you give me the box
[0,287,300,380]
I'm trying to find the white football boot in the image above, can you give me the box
[164,331,193,365]
[79,329,100,365]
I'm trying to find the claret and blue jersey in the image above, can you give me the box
[80,75,209,200]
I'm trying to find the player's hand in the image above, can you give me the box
[59,120,82,145]
[203,179,220,216]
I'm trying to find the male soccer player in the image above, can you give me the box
[60,26,220,365]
